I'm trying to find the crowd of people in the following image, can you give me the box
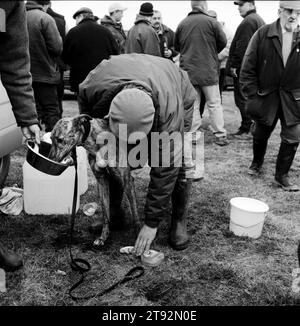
[1,0,300,275]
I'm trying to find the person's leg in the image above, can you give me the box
[219,68,226,99]
[200,90,206,118]
[57,71,64,119]
[248,119,277,176]
[33,83,60,132]
[275,114,300,191]
[233,76,252,135]
[202,84,228,146]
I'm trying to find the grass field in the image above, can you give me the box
[1,91,300,306]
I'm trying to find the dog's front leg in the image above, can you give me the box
[93,173,110,248]
[88,154,110,248]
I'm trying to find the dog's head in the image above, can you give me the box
[48,114,92,162]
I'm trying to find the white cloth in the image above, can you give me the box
[0,187,23,216]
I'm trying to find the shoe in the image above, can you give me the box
[274,175,299,192]
[215,136,229,146]
[0,242,23,272]
[248,163,263,176]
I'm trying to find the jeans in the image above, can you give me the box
[32,82,60,132]
[194,84,227,138]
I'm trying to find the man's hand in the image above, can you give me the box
[230,68,238,78]
[21,124,41,144]
[134,224,157,256]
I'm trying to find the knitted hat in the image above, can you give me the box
[280,1,300,10]
[109,89,155,144]
[139,2,154,16]
[73,7,93,19]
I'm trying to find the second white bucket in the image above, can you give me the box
[229,197,269,239]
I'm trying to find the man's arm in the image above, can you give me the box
[230,20,258,71]
[215,21,227,54]
[0,1,39,129]
[240,29,260,98]
[41,14,62,58]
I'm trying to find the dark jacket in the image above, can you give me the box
[78,54,197,228]
[125,15,161,56]
[228,10,265,72]
[101,15,127,54]
[47,6,66,71]
[0,1,38,127]
[174,8,227,87]
[26,1,62,84]
[155,24,179,61]
[240,20,300,127]
[63,18,120,93]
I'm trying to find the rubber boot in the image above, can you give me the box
[248,139,268,176]
[275,142,299,192]
[169,179,192,250]
[0,242,23,272]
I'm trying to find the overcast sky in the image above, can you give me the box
[51,1,280,34]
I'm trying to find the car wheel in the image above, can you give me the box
[0,155,10,188]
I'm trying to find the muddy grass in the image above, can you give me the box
[1,92,300,306]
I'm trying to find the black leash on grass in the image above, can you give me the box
[68,148,145,301]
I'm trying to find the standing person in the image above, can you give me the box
[126,2,161,56]
[175,1,229,146]
[240,0,300,192]
[0,1,40,271]
[47,1,67,118]
[78,53,200,254]
[26,0,62,132]
[101,2,127,54]
[228,0,265,137]
[151,10,179,61]
[199,10,233,117]
[217,21,233,97]
[63,7,119,94]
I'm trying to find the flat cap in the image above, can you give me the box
[279,1,300,10]
[234,1,255,5]
[73,7,93,19]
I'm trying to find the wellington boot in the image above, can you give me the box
[169,179,192,251]
[275,142,299,192]
[0,242,23,272]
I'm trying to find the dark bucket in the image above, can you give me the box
[26,141,70,176]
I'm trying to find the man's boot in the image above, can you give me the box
[275,142,299,192]
[248,139,268,176]
[169,179,192,250]
[0,242,23,272]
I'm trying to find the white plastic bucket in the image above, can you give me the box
[229,197,269,239]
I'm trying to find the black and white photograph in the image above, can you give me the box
[1,0,300,311]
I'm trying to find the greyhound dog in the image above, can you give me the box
[48,114,140,247]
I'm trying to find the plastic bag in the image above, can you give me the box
[0,187,23,216]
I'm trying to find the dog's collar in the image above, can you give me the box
[81,119,91,144]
